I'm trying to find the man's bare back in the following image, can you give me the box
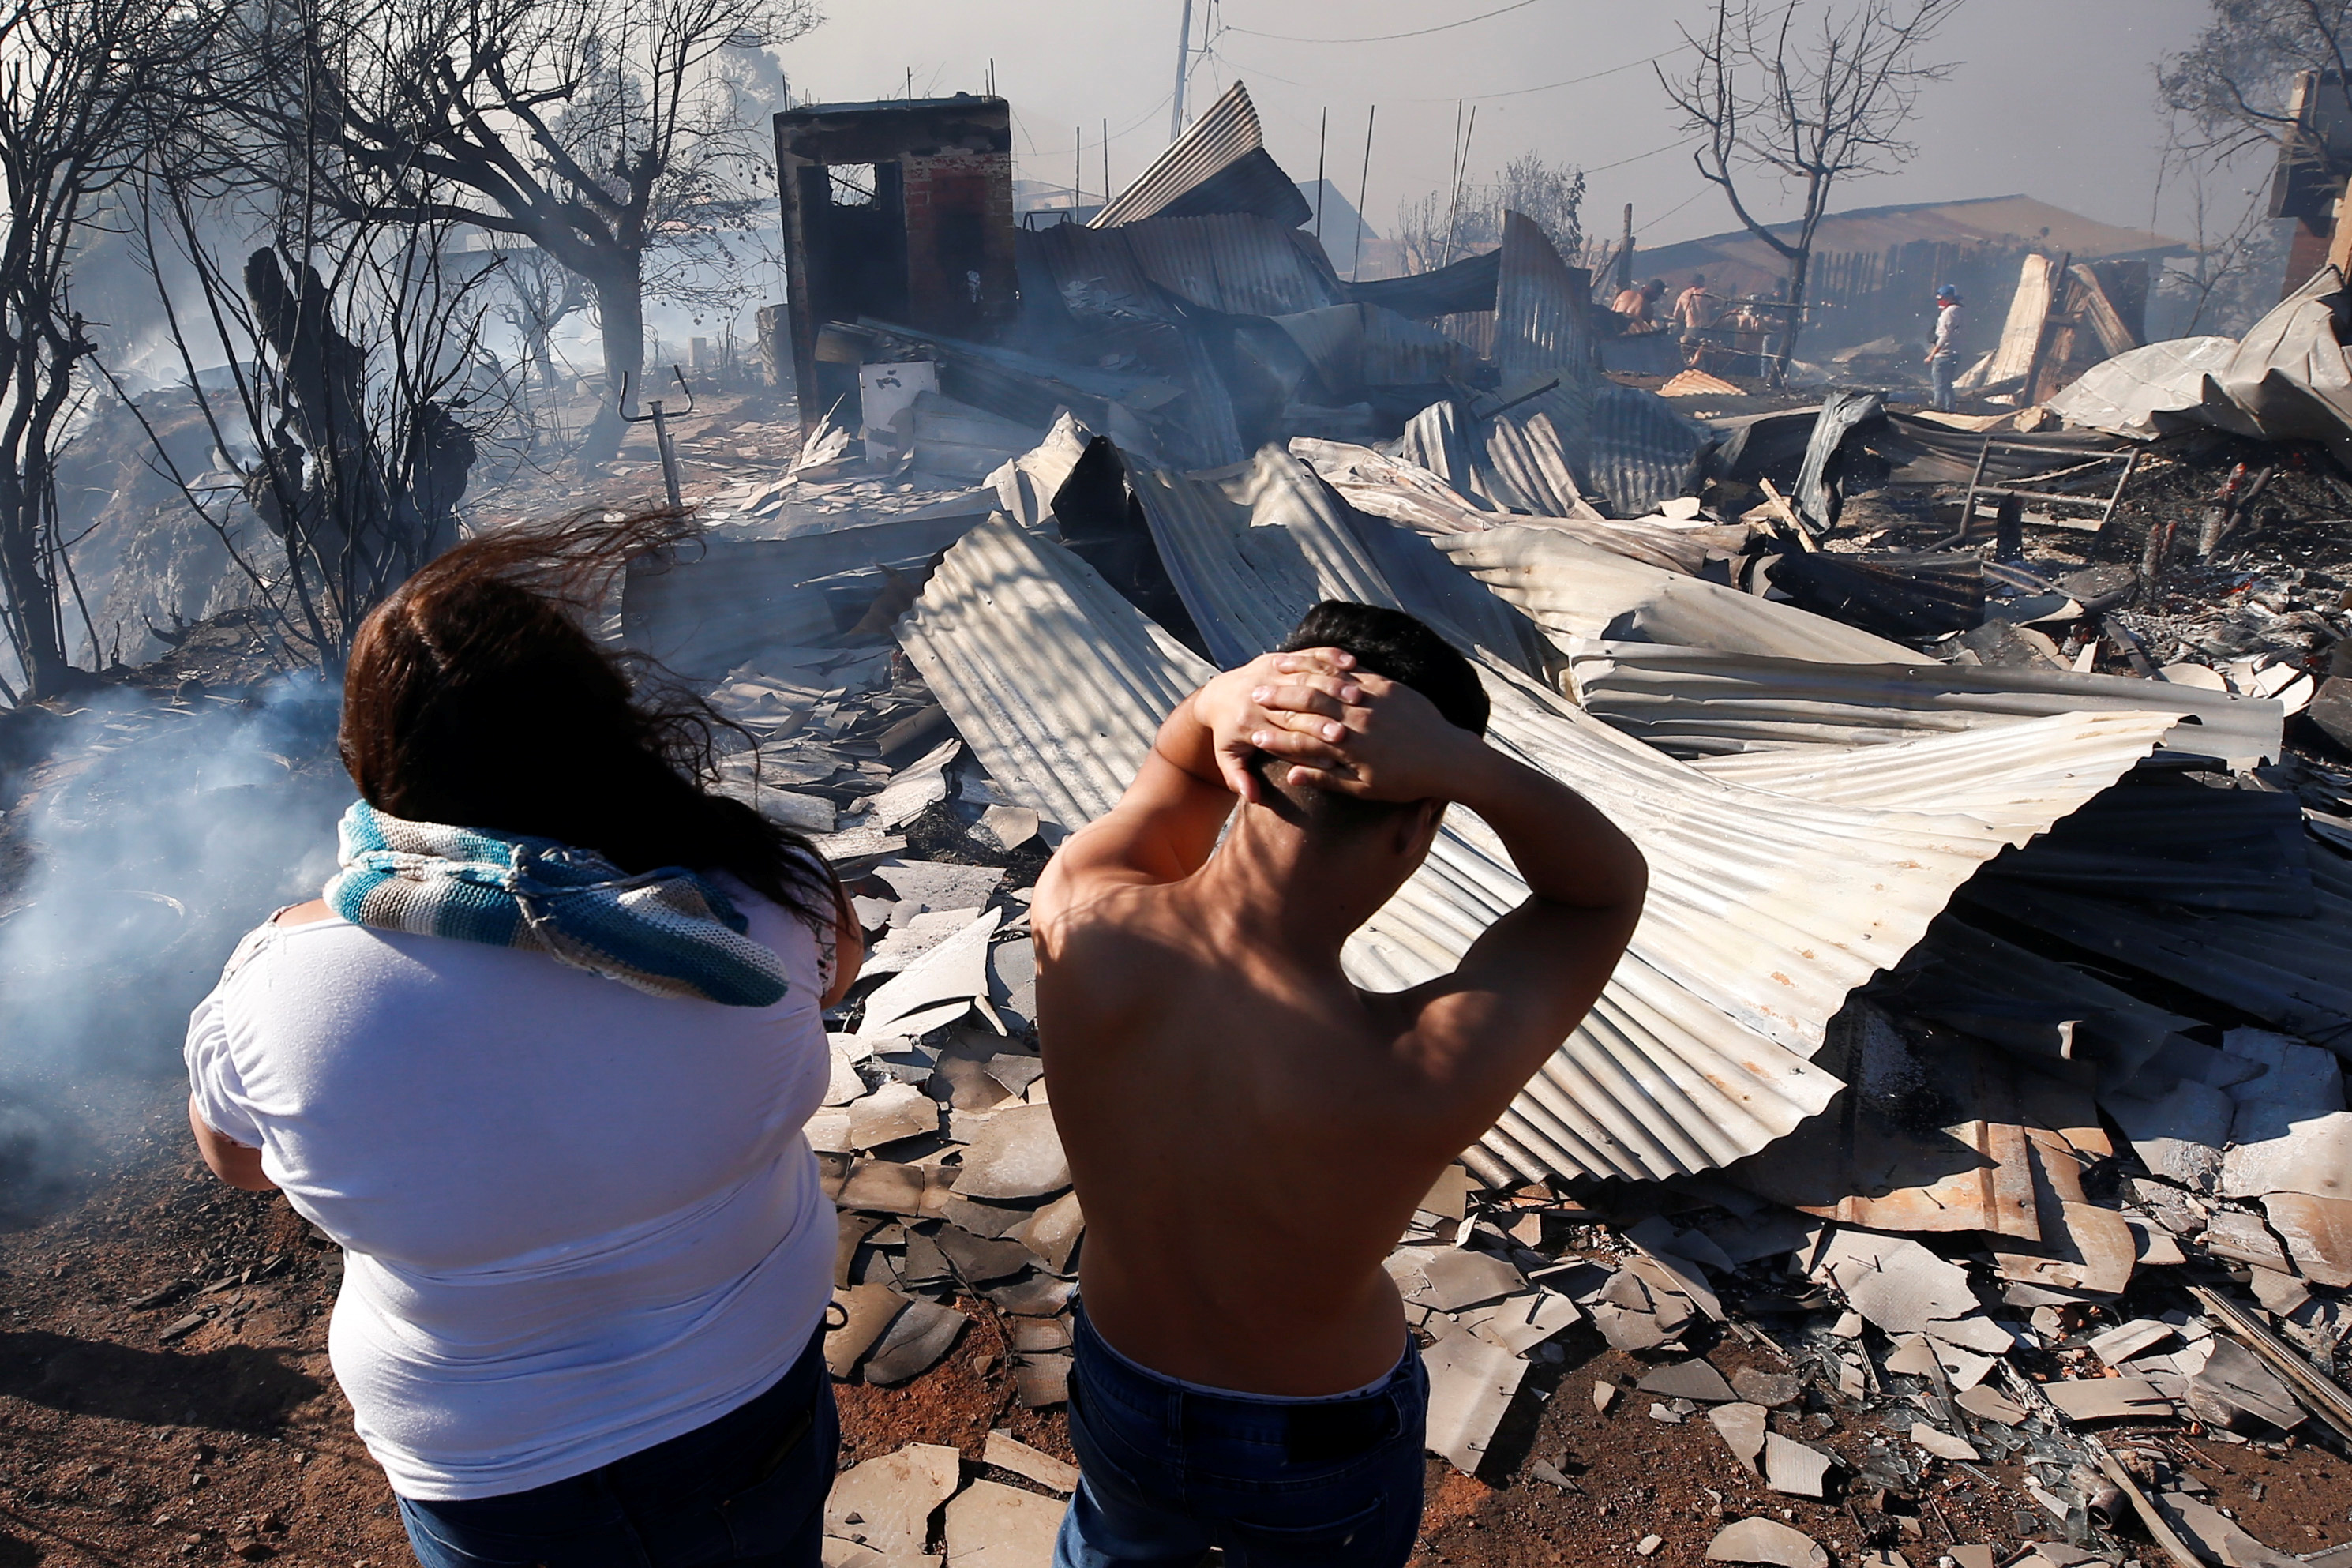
[1033,631,1646,1397]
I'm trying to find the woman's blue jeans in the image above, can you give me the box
[396,1325,837,1568]
[1053,1304,1428,1568]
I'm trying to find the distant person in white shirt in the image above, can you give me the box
[1927,283,1965,411]
[186,512,861,1567]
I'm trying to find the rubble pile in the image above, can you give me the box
[21,73,2352,1568]
[643,374,2352,1567]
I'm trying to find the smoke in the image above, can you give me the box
[0,678,348,1221]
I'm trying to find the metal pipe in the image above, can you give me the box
[1169,0,1195,142]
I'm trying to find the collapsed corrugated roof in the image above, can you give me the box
[1028,214,1345,325]
[2046,336,2241,438]
[1955,856,2352,1051]
[1269,302,1483,392]
[1432,525,1922,661]
[1494,212,1599,386]
[1009,441,2184,1185]
[1386,383,1709,523]
[1566,641,2282,765]
[1348,248,1502,320]
[1289,437,1742,575]
[1090,81,1311,231]
[893,514,1213,833]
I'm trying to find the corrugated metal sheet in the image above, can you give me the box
[1794,392,1883,530]
[1114,443,2174,1184]
[1343,513,1559,680]
[1289,437,1498,532]
[1492,212,1598,385]
[1394,384,1709,523]
[1348,248,1502,319]
[893,514,1214,832]
[1289,437,1742,576]
[1566,641,2283,764]
[2204,265,2352,468]
[1577,381,1715,520]
[2045,336,2241,438]
[1481,397,1599,516]
[1435,523,1925,662]
[1387,400,1483,500]
[1764,550,1986,643]
[1091,82,1311,231]
[1269,303,1480,392]
[1875,414,2129,490]
[1874,914,2208,1084]
[1955,863,2352,1051]
[1972,783,2314,914]
[1690,712,2193,839]
[1030,214,1346,324]
[623,512,988,677]
[854,317,1179,436]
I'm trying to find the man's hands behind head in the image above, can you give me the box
[1246,655,1487,806]
[1189,647,1361,804]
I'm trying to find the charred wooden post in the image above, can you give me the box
[242,248,473,615]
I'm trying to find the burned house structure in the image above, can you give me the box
[773,94,1020,429]
[767,81,1701,526]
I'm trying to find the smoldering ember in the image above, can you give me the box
[12,0,2352,1564]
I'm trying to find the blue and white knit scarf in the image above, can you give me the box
[323,801,790,1007]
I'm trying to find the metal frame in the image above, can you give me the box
[1953,434,2140,541]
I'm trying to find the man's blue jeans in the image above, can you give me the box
[396,1325,837,1568]
[1931,351,1959,411]
[1053,1304,1428,1568]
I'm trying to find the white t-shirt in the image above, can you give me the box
[1934,302,1964,354]
[183,873,837,1501]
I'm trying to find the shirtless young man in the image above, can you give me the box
[1031,602,1647,1568]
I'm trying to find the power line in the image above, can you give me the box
[1224,0,1543,45]
[1203,44,1672,104]
[1585,137,1695,175]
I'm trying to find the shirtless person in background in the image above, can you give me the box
[1032,601,1647,1568]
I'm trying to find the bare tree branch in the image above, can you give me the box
[1659,0,1960,384]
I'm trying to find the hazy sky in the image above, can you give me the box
[777,0,2241,251]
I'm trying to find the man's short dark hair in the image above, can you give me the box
[1279,602,1488,737]
[1251,602,1487,837]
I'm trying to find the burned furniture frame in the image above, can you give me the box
[773,96,1018,437]
[1948,435,2140,546]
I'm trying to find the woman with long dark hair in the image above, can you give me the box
[182,514,861,1566]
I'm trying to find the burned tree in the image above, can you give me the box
[2161,2,2352,312]
[1395,153,1587,276]
[1660,0,1959,384]
[242,249,474,600]
[103,149,512,667]
[206,0,820,460]
[0,0,197,698]
[2161,1,2352,163]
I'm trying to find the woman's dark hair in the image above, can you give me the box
[339,510,842,930]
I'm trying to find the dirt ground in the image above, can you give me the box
[5,1086,2345,1568]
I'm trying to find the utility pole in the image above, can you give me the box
[1170,0,1195,142]
[1620,204,1635,293]
[1352,105,1377,282]
[1314,108,1327,240]
[1442,103,1476,268]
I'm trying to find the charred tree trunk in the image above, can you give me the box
[1774,246,1815,388]
[0,467,68,698]
[582,260,647,464]
[242,249,473,636]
